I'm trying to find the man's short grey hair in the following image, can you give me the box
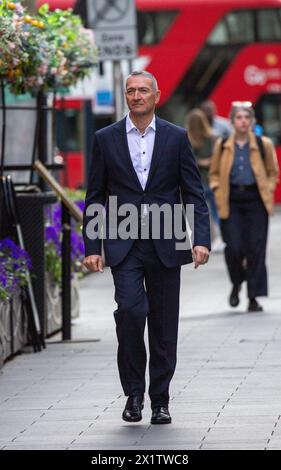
[126,71,158,92]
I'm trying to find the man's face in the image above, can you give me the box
[125,75,161,117]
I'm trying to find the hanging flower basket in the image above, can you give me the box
[0,1,98,95]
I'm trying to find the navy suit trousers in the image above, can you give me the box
[111,239,181,408]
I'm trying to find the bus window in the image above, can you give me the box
[255,94,281,145]
[257,9,281,41]
[207,19,228,45]
[226,11,254,43]
[56,109,82,152]
[137,11,178,45]
[208,10,254,45]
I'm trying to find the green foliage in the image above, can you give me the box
[0,1,98,95]
[45,239,61,286]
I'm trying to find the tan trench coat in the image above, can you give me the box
[209,131,280,219]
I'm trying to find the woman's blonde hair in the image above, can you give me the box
[186,108,213,148]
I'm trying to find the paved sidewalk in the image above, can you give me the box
[0,211,281,450]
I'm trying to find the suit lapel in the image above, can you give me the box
[113,117,143,191]
[145,117,168,190]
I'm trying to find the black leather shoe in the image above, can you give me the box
[151,406,171,425]
[248,298,263,312]
[122,395,144,422]
[229,284,241,307]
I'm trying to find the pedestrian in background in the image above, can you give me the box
[186,108,223,251]
[209,102,279,312]
[200,100,232,139]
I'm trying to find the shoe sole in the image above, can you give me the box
[151,418,172,425]
[122,415,142,422]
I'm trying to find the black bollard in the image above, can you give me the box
[61,204,71,340]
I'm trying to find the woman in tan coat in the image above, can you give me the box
[209,102,279,312]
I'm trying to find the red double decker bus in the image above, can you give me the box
[37,0,281,200]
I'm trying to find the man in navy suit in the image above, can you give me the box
[83,71,210,424]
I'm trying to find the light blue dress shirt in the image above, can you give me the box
[126,114,156,217]
[126,114,156,190]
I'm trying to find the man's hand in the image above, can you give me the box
[192,246,210,269]
[83,255,104,273]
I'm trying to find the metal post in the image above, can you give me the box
[37,91,48,191]
[61,204,72,340]
[23,0,36,14]
[9,299,14,356]
[1,80,6,177]
[113,61,124,122]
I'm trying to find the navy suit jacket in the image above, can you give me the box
[83,116,211,267]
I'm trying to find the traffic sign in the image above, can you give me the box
[87,0,137,60]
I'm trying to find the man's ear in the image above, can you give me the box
[155,90,161,105]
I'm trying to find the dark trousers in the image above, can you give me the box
[111,239,181,408]
[220,185,268,299]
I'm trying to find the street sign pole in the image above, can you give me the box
[86,0,137,120]
[86,0,95,28]
[113,61,124,121]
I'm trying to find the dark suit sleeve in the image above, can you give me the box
[82,133,107,257]
[179,131,211,249]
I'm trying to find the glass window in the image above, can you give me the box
[261,102,281,145]
[208,10,254,44]
[56,109,82,152]
[137,11,178,45]
[257,9,281,41]
[226,11,254,43]
[255,94,281,145]
[208,20,228,45]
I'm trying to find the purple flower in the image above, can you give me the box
[0,272,7,287]
[0,238,32,267]
[75,200,85,212]
[45,225,61,249]
[0,237,32,300]
[71,231,84,257]
[53,204,62,229]
[44,197,85,283]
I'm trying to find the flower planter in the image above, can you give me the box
[0,300,12,364]
[11,294,28,354]
[45,272,61,336]
[0,294,27,368]
[45,272,80,336]
[71,273,80,320]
